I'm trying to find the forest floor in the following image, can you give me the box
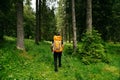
[0,36,120,80]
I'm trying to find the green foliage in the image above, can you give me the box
[0,36,120,79]
[0,0,16,39]
[64,44,73,55]
[56,0,66,31]
[24,1,35,39]
[64,0,120,42]
[41,1,57,41]
[63,43,80,55]
[79,30,109,64]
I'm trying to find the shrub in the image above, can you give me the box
[79,30,109,64]
[64,44,73,55]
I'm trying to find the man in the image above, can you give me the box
[51,32,63,72]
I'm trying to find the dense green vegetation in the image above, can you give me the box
[0,37,120,79]
[60,0,120,42]
[0,0,120,79]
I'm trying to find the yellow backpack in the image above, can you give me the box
[53,35,63,52]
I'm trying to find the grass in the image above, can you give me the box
[0,36,120,80]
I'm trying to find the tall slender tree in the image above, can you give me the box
[16,0,25,50]
[72,0,77,53]
[24,0,35,39]
[35,0,40,44]
[0,0,12,41]
[39,0,41,41]
[56,0,66,41]
[65,0,72,43]
[41,0,57,40]
[86,0,92,34]
[0,11,4,41]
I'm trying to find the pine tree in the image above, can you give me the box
[16,0,25,50]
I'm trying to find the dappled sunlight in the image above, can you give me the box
[103,65,120,77]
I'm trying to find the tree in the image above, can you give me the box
[111,0,120,42]
[86,0,92,34]
[0,0,12,41]
[16,0,25,50]
[0,11,4,41]
[24,0,35,39]
[92,0,113,41]
[35,0,40,44]
[39,0,41,41]
[56,0,66,41]
[41,0,56,41]
[72,0,77,53]
[65,0,73,43]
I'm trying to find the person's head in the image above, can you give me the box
[57,32,60,36]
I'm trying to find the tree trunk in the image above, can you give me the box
[16,0,25,50]
[65,24,67,42]
[72,0,77,53]
[68,24,71,43]
[0,20,4,41]
[39,0,41,41]
[86,0,92,34]
[35,0,40,44]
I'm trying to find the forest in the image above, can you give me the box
[0,0,120,79]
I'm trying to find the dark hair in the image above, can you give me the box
[57,32,60,35]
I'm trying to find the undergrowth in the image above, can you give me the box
[65,30,110,65]
[0,36,120,80]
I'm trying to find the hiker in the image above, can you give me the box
[51,32,63,72]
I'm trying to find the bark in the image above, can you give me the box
[35,0,39,44]
[0,20,4,41]
[16,0,25,50]
[86,0,92,34]
[68,24,71,43]
[39,0,41,41]
[72,0,77,53]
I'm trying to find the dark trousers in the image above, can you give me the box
[54,52,62,71]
